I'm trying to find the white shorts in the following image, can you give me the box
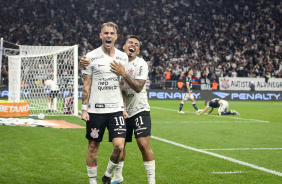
[182,92,194,101]
[218,100,229,112]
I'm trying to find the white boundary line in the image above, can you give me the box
[211,171,245,174]
[151,136,282,177]
[203,148,282,151]
[151,107,270,123]
[153,121,268,124]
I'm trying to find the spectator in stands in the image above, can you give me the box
[0,0,281,91]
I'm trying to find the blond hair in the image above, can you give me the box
[100,22,118,33]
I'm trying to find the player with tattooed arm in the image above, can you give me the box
[81,22,128,184]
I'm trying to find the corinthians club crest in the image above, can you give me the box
[90,128,100,138]
[220,78,230,90]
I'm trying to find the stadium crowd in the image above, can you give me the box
[1,0,281,88]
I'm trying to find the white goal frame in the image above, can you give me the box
[7,45,78,116]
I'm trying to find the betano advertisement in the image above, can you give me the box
[219,77,282,91]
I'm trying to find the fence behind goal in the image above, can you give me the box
[8,45,78,116]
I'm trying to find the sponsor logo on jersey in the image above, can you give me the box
[98,76,118,82]
[136,131,143,135]
[95,104,105,108]
[126,94,134,97]
[91,55,104,61]
[213,92,230,99]
[137,66,143,76]
[114,128,126,131]
[115,56,127,62]
[95,103,119,108]
[135,127,147,132]
[90,128,100,138]
[98,85,118,91]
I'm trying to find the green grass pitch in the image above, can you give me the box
[0,100,281,184]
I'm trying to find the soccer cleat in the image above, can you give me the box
[196,109,203,113]
[46,109,52,113]
[111,176,123,184]
[102,175,111,184]
[178,110,185,114]
[89,179,97,184]
[148,178,156,184]
[231,110,240,115]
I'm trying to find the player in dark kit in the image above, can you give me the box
[198,98,240,115]
[178,68,201,114]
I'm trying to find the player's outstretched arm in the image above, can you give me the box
[110,60,145,93]
[81,74,92,121]
[198,106,209,115]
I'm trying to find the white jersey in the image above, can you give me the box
[44,80,59,90]
[82,46,128,113]
[125,57,150,117]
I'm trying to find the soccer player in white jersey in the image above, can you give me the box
[80,35,156,184]
[81,22,129,184]
[43,79,59,112]
[110,35,155,184]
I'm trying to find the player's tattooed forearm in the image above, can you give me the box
[82,89,89,103]
[123,74,145,93]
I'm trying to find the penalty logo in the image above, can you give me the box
[213,92,230,99]
[90,128,100,138]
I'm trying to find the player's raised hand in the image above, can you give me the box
[81,110,90,121]
[79,55,90,68]
[110,60,126,76]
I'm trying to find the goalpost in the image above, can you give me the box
[7,44,79,116]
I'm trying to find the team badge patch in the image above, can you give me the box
[90,128,100,138]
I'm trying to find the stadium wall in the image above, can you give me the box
[0,87,281,101]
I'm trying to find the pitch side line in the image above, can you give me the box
[151,136,282,177]
[211,171,244,174]
[203,148,282,151]
[151,107,270,123]
[153,121,268,124]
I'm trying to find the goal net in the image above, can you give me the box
[8,45,78,116]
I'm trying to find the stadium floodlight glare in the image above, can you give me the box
[8,45,78,116]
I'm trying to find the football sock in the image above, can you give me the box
[113,161,124,179]
[87,165,97,184]
[221,111,231,115]
[179,102,184,111]
[104,160,118,177]
[47,103,51,109]
[144,160,155,182]
[192,102,198,111]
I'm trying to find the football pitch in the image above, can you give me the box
[0,100,281,184]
